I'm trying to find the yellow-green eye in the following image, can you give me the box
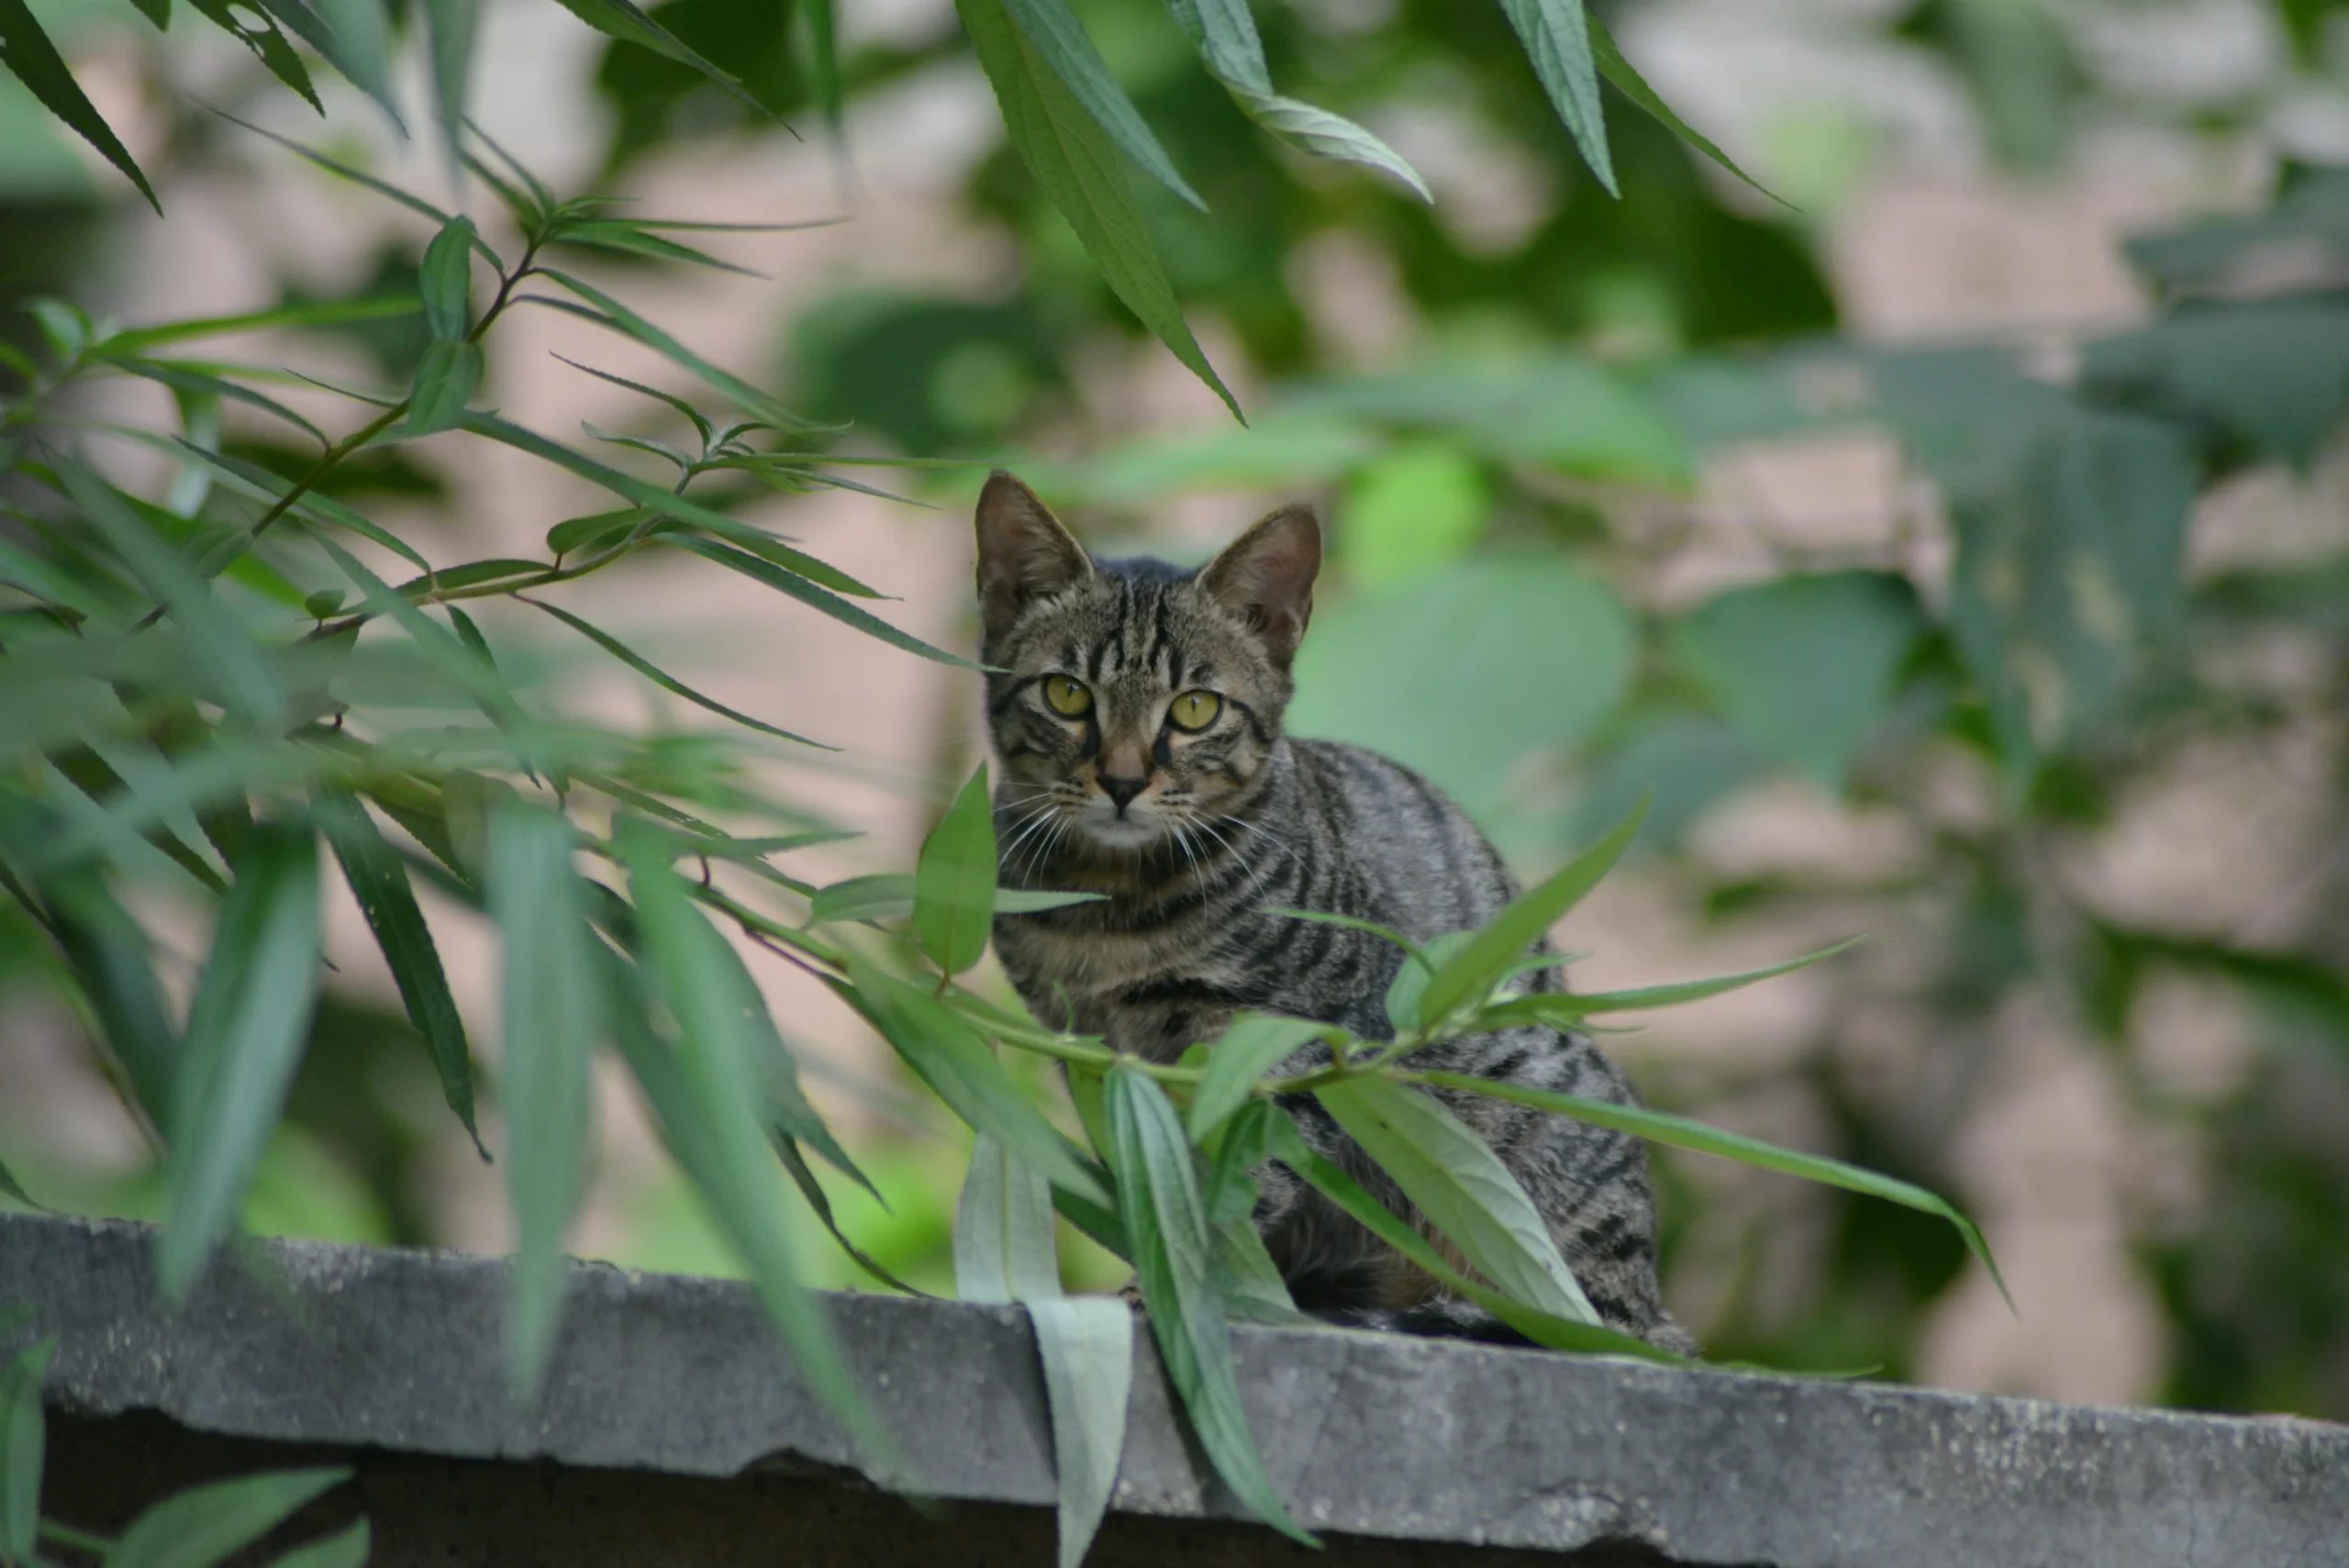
[1167,690,1221,732]
[1043,675,1093,717]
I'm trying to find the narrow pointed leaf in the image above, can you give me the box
[212,113,494,260]
[1186,1014,1324,1140]
[546,0,762,112]
[419,216,477,340]
[1229,89,1430,201]
[914,762,996,975]
[1499,0,1614,195]
[1589,13,1775,201]
[1413,795,1646,1031]
[97,356,326,443]
[659,534,979,670]
[521,595,829,748]
[1413,1067,2009,1308]
[185,0,321,111]
[1314,1075,1599,1324]
[1472,940,1860,1029]
[1026,1296,1134,1568]
[551,358,714,444]
[310,0,401,127]
[264,1519,371,1568]
[774,1135,923,1294]
[958,0,1239,418]
[548,219,760,275]
[1003,0,1205,210]
[1161,0,1269,92]
[102,296,422,354]
[0,1337,53,1562]
[1106,1063,1312,1545]
[813,872,1096,923]
[805,0,841,132]
[1210,1209,1307,1324]
[44,870,179,1126]
[1385,929,1475,1035]
[161,818,323,1300]
[405,339,482,436]
[531,269,818,431]
[420,0,477,171]
[0,1157,39,1211]
[104,1467,350,1568]
[0,0,161,210]
[487,805,598,1397]
[315,787,484,1154]
[954,1134,1062,1304]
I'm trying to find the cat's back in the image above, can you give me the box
[1286,738,1520,941]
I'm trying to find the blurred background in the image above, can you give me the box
[4,0,2347,1419]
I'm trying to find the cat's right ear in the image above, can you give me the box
[975,472,1092,644]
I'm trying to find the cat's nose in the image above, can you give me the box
[1099,773,1147,812]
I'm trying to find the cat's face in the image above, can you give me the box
[974,473,1319,863]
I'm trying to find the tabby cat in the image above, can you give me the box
[974,472,1694,1352]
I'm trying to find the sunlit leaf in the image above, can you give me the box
[487,804,598,1397]
[1499,0,1613,194]
[105,1467,350,1568]
[1186,1015,1324,1140]
[1105,1063,1311,1544]
[1413,1067,2009,1308]
[0,0,161,210]
[160,817,323,1301]
[1412,795,1646,1031]
[0,1336,54,1562]
[959,0,1239,418]
[1231,89,1428,202]
[914,763,996,976]
[315,786,484,1155]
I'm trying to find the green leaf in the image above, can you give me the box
[1105,1063,1311,1545]
[264,1519,371,1568]
[546,0,762,111]
[104,1468,350,1568]
[847,952,1110,1206]
[658,534,980,670]
[1261,1108,1684,1362]
[520,596,829,748]
[160,817,324,1300]
[1473,939,1861,1029]
[101,296,423,355]
[419,0,478,172]
[914,763,997,976]
[1160,0,1268,91]
[0,1337,54,1562]
[405,339,483,437]
[771,1135,920,1294]
[1209,1209,1307,1325]
[804,0,840,132]
[1228,89,1429,202]
[1671,572,1928,793]
[1500,0,1613,195]
[1587,13,1776,201]
[1314,1075,1599,1325]
[0,0,161,211]
[1411,796,1646,1032]
[958,0,1239,418]
[815,872,1098,923]
[607,828,896,1471]
[96,355,327,444]
[210,113,493,262]
[486,804,599,1398]
[314,787,484,1155]
[0,1155,41,1211]
[419,216,477,340]
[42,869,178,1127]
[1413,1067,2009,1310]
[1002,0,1204,210]
[1186,1014,1324,1140]
[532,269,818,432]
[308,0,401,128]
[51,456,284,727]
[2082,299,2349,470]
[545,506,651,558]
[184,0,321,112]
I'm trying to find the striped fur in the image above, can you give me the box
[975,473,1695,1352]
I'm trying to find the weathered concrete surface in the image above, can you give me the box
[4,1211,2344,1566]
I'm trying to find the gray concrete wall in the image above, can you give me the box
[3,1213,2343,1566]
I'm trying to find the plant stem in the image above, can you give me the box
[39,1519,116,1554]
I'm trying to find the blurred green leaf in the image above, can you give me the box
[1478,940,1859,1029]
[1186,1015,1323,1140]
[1500,0,1613,195]
[405,340,483,436]
[420,0,478,172]
[1588,12,1774,200]
[1209,1206,1306,1325]
[551,0,762,112]
[1412,795,1646,1031]
[954,1134,1060,1302]
[0,1336,53,1562]
[0,1157,40,1211]
[546,506,653,558]
[532,269,820,432]
[914,763,996,976]
[1414,1067,2010,1310]
[1672,572,1927,794]
[97,356,328,445]
[315,787,484,1155]
[43,869,179,1127]
[958,0,1240,418]
[1315,1075,1600,1325]
[309,0,402,128]
[521,596,828,748]
[419,217,477,340]
[160,817,324,1300]
[102,297,423,355]
[804,0,840,131]
[659,534,979,670]
[848,952,1110,1206]
[1337,441,1486,588]
[185,0,322,112]
[2083,300,2349,470]
[814,872,1098,923]
[1003,0,1204,211]
[263,1519,371,1568]
[0,0,160,211]
[105,1467,349,1568]
[1384,929,1474,1036]
[487,804,598,1397]
[1106,1062,1311,1545]
[1569,714,1765,849]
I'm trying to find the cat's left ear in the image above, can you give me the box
[1201,505,1320,669]
[975,471,1093,645]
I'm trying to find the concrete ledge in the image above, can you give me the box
[3,1212,2343,1565]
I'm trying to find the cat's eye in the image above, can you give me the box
[1042,675,1094,717]
[1167,690,1222,732]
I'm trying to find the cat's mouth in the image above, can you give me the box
[1075,800,1163,850]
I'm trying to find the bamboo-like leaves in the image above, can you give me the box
[914,762,996,976]
[42,869,178,1127]
[1186,1014,1324,1140]
[1414,1068,2009,1307]
[1469,939,1861,1030]
[0,1336,53,1563]
[1588,12,1774,199]
[0,0,160,210]
[958,0,1240,418]
[521,596,828,748]
[419,0,478,171]
[160,817,323,1301]
[1499,0,1613,195]
[314,787,484,1154]
[105,1467,351,1568]
[954,1137,1133,1568]
[263,1518,373,1568]
[1003,0,1205,210]
[1314,1075,1600,1326]
[486,805,598,1398]
[1106,1063,1312,1545]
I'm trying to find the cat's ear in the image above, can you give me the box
[1201,504,1320,669]
[975,472,1092,642]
